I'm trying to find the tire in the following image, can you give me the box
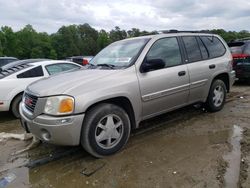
[11,94,23,118]
[205,79,226,112]
[81,103,131,158]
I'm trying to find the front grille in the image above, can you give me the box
[24,93,38,113]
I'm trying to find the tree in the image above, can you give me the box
[0,24,250,59]
[127,28,141,38]
[109,26,127,42]
[78,23,99,55]
[1,26,17,57]
[51,25,80,59]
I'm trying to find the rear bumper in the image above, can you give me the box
[234,64,250,79]
[229,70,236,87]
[235,71,250,79]
[20,102,85,146]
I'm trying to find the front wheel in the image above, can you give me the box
[11,95,22,118]
[81,103,131,158]
[205,79,226,112]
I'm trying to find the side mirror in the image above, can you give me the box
[140,58,165,72]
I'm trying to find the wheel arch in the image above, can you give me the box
[83,96,137,130]
[212,72,230,92]
[9,91,24,111]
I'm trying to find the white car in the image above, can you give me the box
[0,59,81,117]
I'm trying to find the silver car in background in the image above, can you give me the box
[20,32,235,157]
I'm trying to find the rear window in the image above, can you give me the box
[200,36,226,58]
[228,42,245,54]
[17,66,44,78]
[243,43,250,55]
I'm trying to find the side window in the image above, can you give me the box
[182,36,202,62]
[197,37,209,59]
[200,36,226,58]
[17,66,44,78]
[59,63,80,71]
[46,63,80,75]
[146,37,182,68]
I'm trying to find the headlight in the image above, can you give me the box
[44,96,74,115]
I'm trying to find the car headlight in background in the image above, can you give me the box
[44,96,74,115]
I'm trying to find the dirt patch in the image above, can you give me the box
[239,128,250,188]
[217,158,228,186]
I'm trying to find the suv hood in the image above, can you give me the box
[27,69,121,96]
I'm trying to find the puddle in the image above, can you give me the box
[223,125,243,188]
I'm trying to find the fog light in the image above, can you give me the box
[41,129,51,141]
[56,118,72,125]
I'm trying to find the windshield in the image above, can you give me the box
[90,38,150,68]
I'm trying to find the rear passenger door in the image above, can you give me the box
[138,37,190,119]
[182,35,226,103]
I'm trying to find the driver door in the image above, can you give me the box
[137,37,190,119]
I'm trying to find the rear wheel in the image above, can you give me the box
[205,79,226,112]
[81,103,131,158]
[11,94,22,118]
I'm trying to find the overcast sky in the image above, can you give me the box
[0,0,250,33]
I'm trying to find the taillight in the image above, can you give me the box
[229,54,234,69]
[82,59,89,65]
[232,53,250,59]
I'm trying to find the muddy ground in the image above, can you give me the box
[0,83,250,188]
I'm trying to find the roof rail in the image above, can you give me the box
[157,29,212,34]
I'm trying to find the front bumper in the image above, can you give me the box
[20,103,85,146]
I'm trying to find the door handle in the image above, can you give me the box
[178,71,186,76]
[209,64,216,69]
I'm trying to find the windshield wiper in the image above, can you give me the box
[96,64,115,69]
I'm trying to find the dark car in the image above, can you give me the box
[66,56,93,66]
[0,57,18,68]
[228,39,250,82]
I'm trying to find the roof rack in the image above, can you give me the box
[157,29,212,34]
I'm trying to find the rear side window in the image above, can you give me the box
[146,37,182,68]
[17,66,44,78]
[200,36,226,58]
[197,37,209,59]
[182,36,202,62]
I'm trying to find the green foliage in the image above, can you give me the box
[0,24,249,59]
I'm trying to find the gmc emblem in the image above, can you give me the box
[25,97,33,106]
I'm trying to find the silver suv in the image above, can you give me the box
[20,33,235,157]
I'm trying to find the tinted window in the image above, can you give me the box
[197,37,209,59]
[146,37,182,68]
[182,36,202,62]
[200,36,226,58]
[46,63,80,75]
[17,66,44,78]
[0,59,8,67]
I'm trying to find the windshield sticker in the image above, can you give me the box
[115,57,131,63]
